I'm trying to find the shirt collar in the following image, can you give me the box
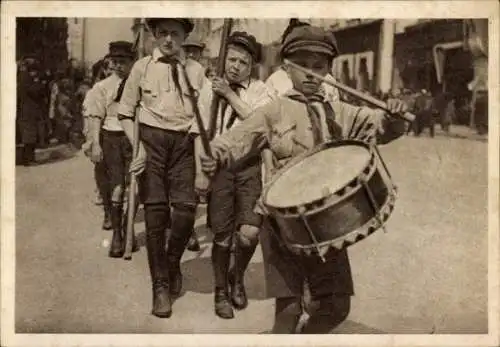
[152,48,187,66]
[110,72,123,82]
[226,77,251,90]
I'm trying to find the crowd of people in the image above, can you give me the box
[16,56,91,165]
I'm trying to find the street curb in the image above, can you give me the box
[34,144,79,163]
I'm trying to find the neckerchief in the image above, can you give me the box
[286,92,324,145]
[114,77,127,102]
[285,89,343,142]
[218,82,246,133]
[158,55,184,105]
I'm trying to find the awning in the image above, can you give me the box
[432,41,464,83]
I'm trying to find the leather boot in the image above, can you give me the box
[102,207,112,230]
[166,208,195,297]
[166,236,185,297]
[186,233,201,252]
[151,279,172,318]
[229,240,257,310]
[212,243,234,319]
[109,204,124,258]
[144,203,172,317]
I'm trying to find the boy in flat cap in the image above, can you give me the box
[85,41,138,258]
[194,31,275,319]
[266,19,340,103]
[118,18,208,318]
[198,25,408,333]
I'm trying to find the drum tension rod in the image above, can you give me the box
[298,206,326,263]
[360,177,388,234]
[372,144,398,192]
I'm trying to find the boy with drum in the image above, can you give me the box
[197,24,408,333]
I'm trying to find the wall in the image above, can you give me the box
[83,18,135,65]
[394,19,465,93]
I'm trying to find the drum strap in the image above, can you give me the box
[323,102,343,141]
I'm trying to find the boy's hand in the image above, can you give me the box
[90,142,103,164]
[129,142,146,176]
[199,151,218,177]
[212,77,234,98]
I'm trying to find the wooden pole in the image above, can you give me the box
[123,19,145,260]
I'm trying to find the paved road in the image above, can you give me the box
[15,128,488,334]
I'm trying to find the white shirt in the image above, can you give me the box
[194,78,275,135]
[85,73,124,132]
[118,48,208,132]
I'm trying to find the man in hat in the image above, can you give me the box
[182,38,206,63]
[194,31,274,319]
[266,19,340,103]
[118,18,208,318]
[85,41,138,257]
[197,24,408,333]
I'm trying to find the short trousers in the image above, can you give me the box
[138,124,196,207]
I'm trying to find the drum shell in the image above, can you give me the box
[272,166,389,246]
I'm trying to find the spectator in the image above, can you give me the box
[17,56,46,165]
[52,78,76,144]
[413,89,435,137]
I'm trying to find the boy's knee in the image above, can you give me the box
[238,224,260,247]
[111,185,124,202]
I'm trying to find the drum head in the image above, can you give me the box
[265,144,371,209]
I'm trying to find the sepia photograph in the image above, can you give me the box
[2,1,499,347]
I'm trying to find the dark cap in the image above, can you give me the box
[281,25,339,58]
[108,41,135,58]
[227,31,262,63]
[145,18,194,34]
[281,18,311,43]
[182,37,206,50]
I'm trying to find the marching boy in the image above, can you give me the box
[194,31,274,319]
[118,18,208,318]
[198,24,408,333]
[85,41,138,258]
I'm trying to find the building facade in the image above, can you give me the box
[67,18,135,68]
[202,19,397,94]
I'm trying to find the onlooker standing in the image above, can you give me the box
[17,57,46,165]
[414,89,435,137]
[52,78,76,144]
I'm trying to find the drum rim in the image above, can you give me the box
[262,139,373,212]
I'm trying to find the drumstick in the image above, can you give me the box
[283,59,416,123]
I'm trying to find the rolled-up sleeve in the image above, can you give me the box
[85,85,106,119]
[334,101,406,145]
[211,102,276,169]
[118,59,143,119]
